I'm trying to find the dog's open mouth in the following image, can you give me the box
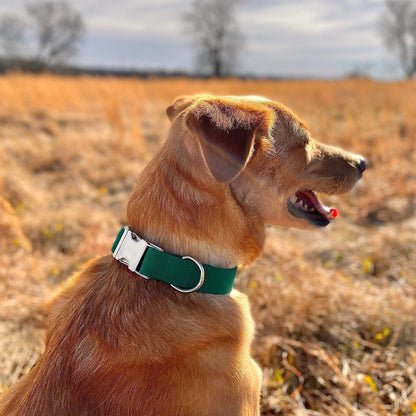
[287,190,338,227]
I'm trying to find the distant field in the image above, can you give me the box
[0,74,415,415]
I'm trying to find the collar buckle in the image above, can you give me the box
[112,227,163,276]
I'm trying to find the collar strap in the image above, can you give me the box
[111,227,237,295]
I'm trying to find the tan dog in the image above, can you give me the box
[0,95,365,416]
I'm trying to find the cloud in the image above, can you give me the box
[236,0,390,77]
[72,0,187,39]
[239,0,382,45]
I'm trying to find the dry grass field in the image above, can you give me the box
[0,73,415,415]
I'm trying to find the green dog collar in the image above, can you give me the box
[111,227,237,295]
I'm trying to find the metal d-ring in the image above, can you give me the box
[170,256,205,293]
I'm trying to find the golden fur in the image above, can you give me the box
[0,95,365,415]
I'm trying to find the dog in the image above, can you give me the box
[0,95,366,415]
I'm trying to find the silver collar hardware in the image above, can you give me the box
[112,227,163,278]
[112,227,205,294]
[170,256,205,293]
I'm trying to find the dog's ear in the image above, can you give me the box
[185,99,272,182]
[166,96,200,121]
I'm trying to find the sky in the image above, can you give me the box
[0,0,402,79]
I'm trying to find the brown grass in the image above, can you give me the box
[0,73,415,415]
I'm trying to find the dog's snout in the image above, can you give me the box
[355,157,367,174]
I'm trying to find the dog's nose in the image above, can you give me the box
[356,157,367,173]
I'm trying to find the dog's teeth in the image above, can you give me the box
[289,195,297,203]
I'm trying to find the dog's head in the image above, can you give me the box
[167,94,366,229]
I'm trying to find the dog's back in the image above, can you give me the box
[0,256,260,415]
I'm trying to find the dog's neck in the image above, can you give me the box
[126,139,265,269]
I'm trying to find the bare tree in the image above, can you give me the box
[184,0,245,77]
[0,14,26,60]
[26,1,84,65]
[0,1,85,67]
[379,0,416,78]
